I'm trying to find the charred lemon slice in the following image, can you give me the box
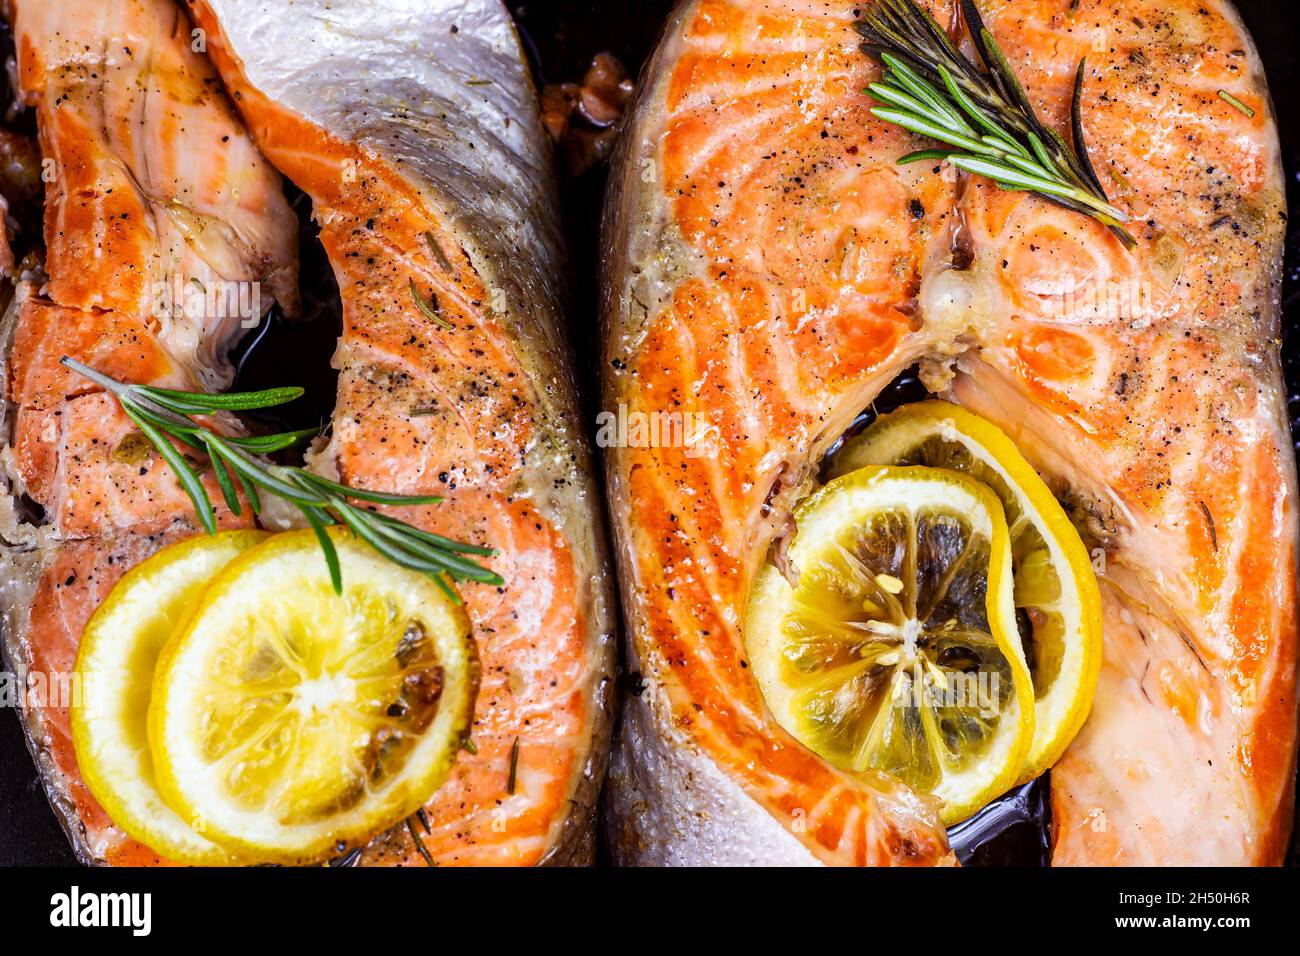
[72,530,269,865]
[830,400,1102,782]
[746,466,1034,824]
[149,527,478,864]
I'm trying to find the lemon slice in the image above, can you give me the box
[829,400,1102,782]
[746,466,1034,824]
[72,530,270,865]
[149,527,478,864]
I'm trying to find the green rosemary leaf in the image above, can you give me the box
[1071,59,1106,196]
[222,428,320,453]
[978,133,1028,159]
[127,391,226,418]
[1023,131,1059,178]
[1217,89,1255,118]
[424,231,454,274]
[125,402,206,452]
[869,107,996,156]
[235,468,262,516]
[507,736,520,794]
[302,506,342,594]
[359,511,487,578]
[867,81,958,132]
[937,64,1010,146]
[206,438,328,506]
[879,53,960,122]
[897,148,956,165]
[371,511,497,556]
[430,572,460,602]
[136,383,305,412]
[366,515,504,583]
[329,503,464,604]
[410,278,454,330]
[203,436,243,516]
[945,155,1079,198]
[122,404,217,535]
[913,0,966,62]
[998,150,1054,180]
[294,469,444,506]
[974,24,1038,124]
[876,51,949,111]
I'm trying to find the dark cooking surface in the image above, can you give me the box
[1,0,1296,866]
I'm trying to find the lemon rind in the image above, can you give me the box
[72,530,270,865]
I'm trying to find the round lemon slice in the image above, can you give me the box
[746,466,1035,824]
[149,527,478,864]
[72,530,270,865]
[829,400,1102,782]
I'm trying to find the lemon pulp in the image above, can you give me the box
[746,465,1034,824]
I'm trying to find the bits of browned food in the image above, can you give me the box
[541,52,634,175]
[0,128,41,277]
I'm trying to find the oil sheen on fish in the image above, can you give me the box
[187,0,616,865]
[600,0,1297,865]
[0,0,298,864]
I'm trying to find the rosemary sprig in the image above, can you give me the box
[62,357,503,599]
[856,0,1135,248]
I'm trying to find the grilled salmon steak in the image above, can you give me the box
[601,0,1297,865]
[0,0,297,864]
[186,0,615,864]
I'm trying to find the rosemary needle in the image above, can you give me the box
[1217,89,1255,119]
[406,816,436,867]
[507,736,520,794]
[410,278,453,330]
[62,357,502,598]
[424,230,455,274]
[856,0,1136,248]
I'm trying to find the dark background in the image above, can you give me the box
[2,0,1297,866]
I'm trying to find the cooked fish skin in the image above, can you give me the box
[0,0,298,865]
[188,0,616,865]
[600,0,1296,866]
